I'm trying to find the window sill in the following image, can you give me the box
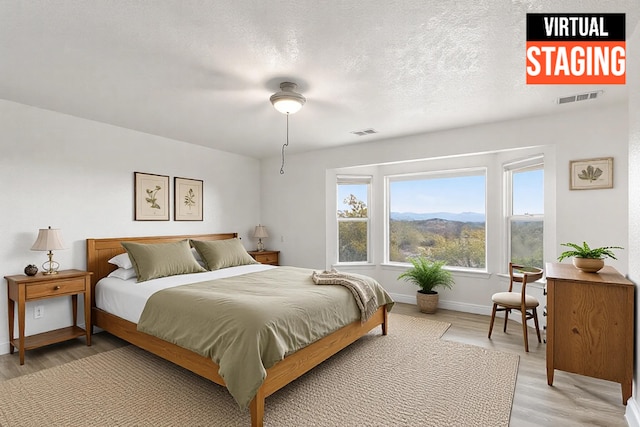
[332,263,376,270]
[496,272,547,288]
[381,263,492,279]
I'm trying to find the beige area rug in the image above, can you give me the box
[0,314,519,426]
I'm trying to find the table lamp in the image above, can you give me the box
[30,226,66,275]
[253,225,268,252]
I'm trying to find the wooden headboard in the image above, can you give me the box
[86,233,237,305]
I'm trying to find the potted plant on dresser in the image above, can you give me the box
[557,241,623,273]
[398,257,454,314]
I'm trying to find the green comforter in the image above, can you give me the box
[136,266,394,409]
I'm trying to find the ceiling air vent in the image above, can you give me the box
[350,128,379,136]
[557,90,603,105]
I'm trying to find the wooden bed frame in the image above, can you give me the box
[86,233,389,427]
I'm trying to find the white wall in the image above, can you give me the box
[0,98,630,357]
[0,100,261,354]
[625,23,640,426]
[260,103,629,316]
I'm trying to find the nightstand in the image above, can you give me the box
[248,250,280,266]
[4,269,93,365]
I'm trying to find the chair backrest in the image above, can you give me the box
[508,262,544,292]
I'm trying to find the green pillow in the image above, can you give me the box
[191,238,258,271]
[121,240,206,282]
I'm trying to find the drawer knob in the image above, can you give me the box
[54,285,61,290]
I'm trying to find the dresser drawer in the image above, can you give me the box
[26,277,87,300]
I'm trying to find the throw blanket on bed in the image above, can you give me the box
[136,266,394,410]
[311,269,379,323]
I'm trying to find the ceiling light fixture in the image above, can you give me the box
[270,82,306,174]
[270,82,306,115]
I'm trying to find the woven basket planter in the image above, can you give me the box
[416,291,439,314]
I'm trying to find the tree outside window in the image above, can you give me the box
[337,179,370,263]
[507,163,544,268]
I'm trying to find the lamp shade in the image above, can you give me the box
[31,227,65,251]
[253,225,269,239]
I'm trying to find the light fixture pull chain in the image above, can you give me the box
[280,113,289,174]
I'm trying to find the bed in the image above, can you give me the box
[86,233,392,427]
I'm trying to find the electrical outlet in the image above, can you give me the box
[34,305,44,319]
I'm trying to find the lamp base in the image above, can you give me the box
[257,239,265,252]
[42,252,60,275]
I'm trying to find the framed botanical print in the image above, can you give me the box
[569,157,613,190]
[174,177,203,221]
[134,172,170,220]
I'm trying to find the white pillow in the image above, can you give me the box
[108,253,133,270]
[107,267,137,281]
[191,247,202,262]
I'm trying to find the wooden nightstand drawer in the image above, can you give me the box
[255,253,277,264]
[26,277,87,299]
[248,250,280,266]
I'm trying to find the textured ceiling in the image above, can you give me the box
[0,1,638,158]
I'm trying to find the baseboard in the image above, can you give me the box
[0,341,10,356]
[387,292,492,316]
[439,299,491,315]
[388,293,548,332]
[626,396,640,427]
[387,292,416,305]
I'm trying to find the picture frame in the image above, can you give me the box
[134,172,170,220]
[569,157,613,190]
[174,177,203,221]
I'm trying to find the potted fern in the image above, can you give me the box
[557,242,623,273]
[398,257,454,313]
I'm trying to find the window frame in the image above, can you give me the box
[385,167,488,271]
[504,157,544,269]
[336,175,372,264]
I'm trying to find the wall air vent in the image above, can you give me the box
[350,128,379,136]
[557,90,603,105]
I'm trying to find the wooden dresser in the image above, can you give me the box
[545,262,634,404]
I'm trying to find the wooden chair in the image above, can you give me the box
[488,262,544,352]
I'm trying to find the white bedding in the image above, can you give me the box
[95,264,275,323]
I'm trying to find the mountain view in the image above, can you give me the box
[339,168,543,268]
[390,211,485,222]
[389,213,542,268]
[337,191,488,268]
[389,214,486,268]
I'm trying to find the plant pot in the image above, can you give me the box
[573,257,605,273]
[416,291,439,314]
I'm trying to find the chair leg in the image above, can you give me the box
[521,309,529,352]
[532,308,541,343]
[503,308,510,333]
[488,304,498,338]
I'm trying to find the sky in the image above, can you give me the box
[338,169,544,214]
[512,169,544,215]
[389,175,486,213]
